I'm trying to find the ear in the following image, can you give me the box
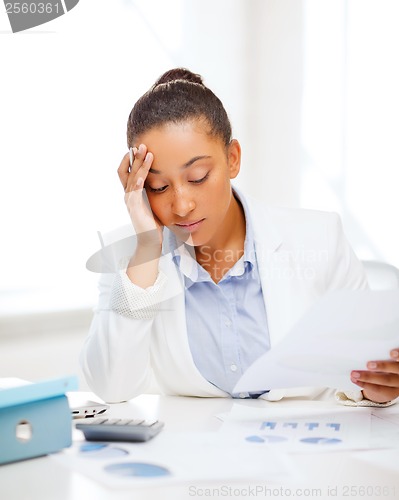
[227,139,241,179]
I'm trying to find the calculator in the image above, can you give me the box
[75,417,164,442]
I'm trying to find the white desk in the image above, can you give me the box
[1,394,399,500]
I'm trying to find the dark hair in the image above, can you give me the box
[127,68,232,147]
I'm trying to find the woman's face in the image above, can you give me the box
[137,120,241,247]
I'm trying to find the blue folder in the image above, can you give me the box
[0,375,78,465]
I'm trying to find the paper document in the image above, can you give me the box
[234,290,399,393]
[217,403,372,453]
[53,431,294,487]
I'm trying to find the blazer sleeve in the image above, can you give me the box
[79,267,168,403]
[325,212,368,292]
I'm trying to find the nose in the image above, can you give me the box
[171,187,196,217]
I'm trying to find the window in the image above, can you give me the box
[0,0,182,313]
[301,0,399,268]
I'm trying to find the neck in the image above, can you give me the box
[195,192,246,281]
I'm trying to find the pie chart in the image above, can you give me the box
[104,462,171,478]
[300,437,342,445]
[79,443,129,459]
[246,435,288,444]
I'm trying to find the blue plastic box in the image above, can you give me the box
[0,376,78,465]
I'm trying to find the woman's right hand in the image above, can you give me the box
[117,144,163,248]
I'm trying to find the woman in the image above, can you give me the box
[81,68,399,405]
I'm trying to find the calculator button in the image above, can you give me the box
[77,417,107,425]
[129,419,145,425]
[115,419,134,425]
[144,420,158,427]
[75,417,165,442]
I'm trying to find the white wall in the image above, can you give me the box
[238,0,304,206]
[301,0,399,267]
[0,0,307,315]
[1,0,398,382]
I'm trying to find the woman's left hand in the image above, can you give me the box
[351,348,399,403]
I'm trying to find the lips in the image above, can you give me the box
[175,218,205,233]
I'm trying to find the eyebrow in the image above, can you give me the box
[149,155,212,175]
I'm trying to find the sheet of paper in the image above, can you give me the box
[52,431,296,488]
[371,404,399,428]
[234,290,399,393]
[353,448,399,473]
[216,402,372,453]
[369,414,399,449]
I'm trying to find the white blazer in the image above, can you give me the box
[80,193,368,403]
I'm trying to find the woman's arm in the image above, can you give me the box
[80,268,167,403]
[81,147,166,402]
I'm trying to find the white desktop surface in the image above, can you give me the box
[1,394,399,500]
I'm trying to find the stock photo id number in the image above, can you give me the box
[3,0,79,32]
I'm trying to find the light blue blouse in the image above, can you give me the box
[169,190,270,397]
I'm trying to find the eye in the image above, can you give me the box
[189,172,209,184]
[147,184,168,193]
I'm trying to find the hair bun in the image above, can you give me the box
[154,68,204,87]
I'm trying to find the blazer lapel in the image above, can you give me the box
[252,216,288,346]
[250,201,322,348]
[248,199,301,347]
[158,244,229,397]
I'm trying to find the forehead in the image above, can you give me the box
[138,121,226,171]
[138,120,223,151]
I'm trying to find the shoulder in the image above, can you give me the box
[240,191,341,238]
[236,188,367,290]
[235,188,349,257]
[235,185,336,220]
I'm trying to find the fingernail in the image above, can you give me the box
[367,362,377,369]
[351,371,360,379]
[392,350,399,359]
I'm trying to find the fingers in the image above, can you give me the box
[117,144,154,192]
[350,352,399,402]
[129,146,136,168]
[130,144,146,175]
[117,152,131,189]
[127,144,153,192]
[351,354,399,385]
[351,371,399,403]
[366,357,399,375]
[390,348,399,361]
[351,368,399,388]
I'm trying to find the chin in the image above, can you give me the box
[169,229,210,248]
